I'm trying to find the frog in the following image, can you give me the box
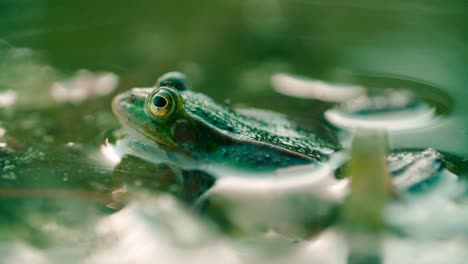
[112,72,338,170]
[111,72,463,234]
[112,72,458,190]
[110,72,468,243]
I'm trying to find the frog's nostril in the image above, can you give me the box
[128,94,136,102]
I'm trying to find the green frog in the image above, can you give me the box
[111,72,462,238]
[112,72,338,170]
[112,71,456,194]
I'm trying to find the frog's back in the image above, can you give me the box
[181,91,337,165]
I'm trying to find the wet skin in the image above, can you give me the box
[112,72,338,169]
[111,72,454,195]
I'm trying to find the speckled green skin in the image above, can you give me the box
[112,75,338,169]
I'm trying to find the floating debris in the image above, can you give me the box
[0,242,49,264]
[272,73,365,102]
[197,159,344,238]
[0,90,17,108]
[100,138,123,165]
[51,70,119,104]
[325,89,436,131]
[0,47,59,108]
[88,195,241,264]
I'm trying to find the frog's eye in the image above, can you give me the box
[148,89,176,118]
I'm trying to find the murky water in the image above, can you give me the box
[1,1,467,263]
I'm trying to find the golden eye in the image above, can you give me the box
[148,89,176,118]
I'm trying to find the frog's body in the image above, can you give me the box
[110,72,462,239]
[112,72,338,169]
[112,72,451,185]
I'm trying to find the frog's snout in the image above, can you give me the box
[112,88,153,117]
[127,88,152,103]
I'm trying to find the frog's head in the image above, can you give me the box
[112,72,207,156]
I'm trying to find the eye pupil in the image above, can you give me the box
[153,96,167,107]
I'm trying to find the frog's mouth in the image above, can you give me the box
[111,88,180,152]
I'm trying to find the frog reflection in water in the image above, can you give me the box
[112,72,338,169]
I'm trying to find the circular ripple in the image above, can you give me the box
[324,74,452,131]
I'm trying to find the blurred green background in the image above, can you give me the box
[0,0,466,164]
[1,0,466,157]
[0,0,467,256]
